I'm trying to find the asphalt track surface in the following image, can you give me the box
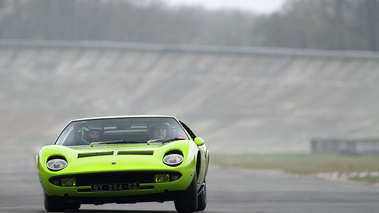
[2,164,379,213]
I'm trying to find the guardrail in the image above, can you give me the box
[1,39,379,59]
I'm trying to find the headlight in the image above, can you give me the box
[46,158,67,171]
[163,153,184,166]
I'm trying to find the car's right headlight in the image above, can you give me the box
[46,158,67,171]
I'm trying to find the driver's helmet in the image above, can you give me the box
[148,123,171,139]
[81,122,103,143]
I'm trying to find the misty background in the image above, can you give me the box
[1,0,379,156]
[1,0,378,51]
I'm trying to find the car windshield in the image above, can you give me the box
[55,117,189,146]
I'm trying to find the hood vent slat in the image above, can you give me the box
[78,151,114,158]
[117,151,154,155]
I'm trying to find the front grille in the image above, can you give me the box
[77,172,153,186]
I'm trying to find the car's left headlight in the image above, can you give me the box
[163,152,184,166]
[46,158,67,171]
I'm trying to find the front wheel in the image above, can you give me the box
[197,183,207,211]
[174,174,198,213]
[43,191,66,212]
[66,203,81,211]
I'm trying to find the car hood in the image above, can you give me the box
[37,140,196,175]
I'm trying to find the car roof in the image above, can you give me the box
[70,115,176,122]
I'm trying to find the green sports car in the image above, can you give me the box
[37,115,209,213]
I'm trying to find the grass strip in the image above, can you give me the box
[212,153,379,183]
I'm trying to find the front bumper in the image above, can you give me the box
[40,169,195,202]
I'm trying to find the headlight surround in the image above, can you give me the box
[163,152,184,166]
[46,158,67,171]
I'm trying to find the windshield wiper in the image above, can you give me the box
[90,140,143,147]
[147,137,185,145]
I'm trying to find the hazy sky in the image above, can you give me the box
[167,0,286,13]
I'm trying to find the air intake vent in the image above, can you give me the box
[78,151,114,158]
[117,151,154,155]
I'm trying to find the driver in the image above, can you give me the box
[88,129,101,140]
[149,123,170,139]
[82,123,103,144]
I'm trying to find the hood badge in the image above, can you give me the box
[111,162,117,165]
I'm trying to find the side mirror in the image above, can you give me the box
[194,137,205,146]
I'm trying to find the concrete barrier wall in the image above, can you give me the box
[1,40,379,154]
[311,139,379,155]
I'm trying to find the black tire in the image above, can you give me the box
[66,203,81,211]
[43,191,66,212]
[174,174,198,213]
[197,183,207,211]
